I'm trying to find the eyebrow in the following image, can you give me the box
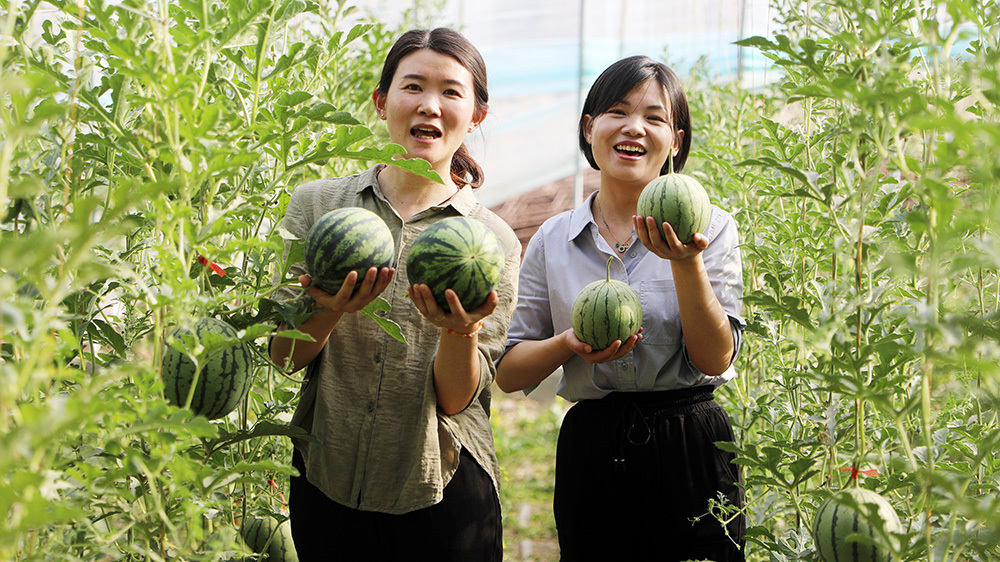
[401,73,467,87]
[613,99,667,112]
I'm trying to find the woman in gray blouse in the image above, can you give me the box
[269,28,519,561]
[497,56,746,561]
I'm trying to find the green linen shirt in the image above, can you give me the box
[274,165,520,514]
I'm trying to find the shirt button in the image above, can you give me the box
[367,401,375,413]
[629,251,636,258]
[374,353,382,363]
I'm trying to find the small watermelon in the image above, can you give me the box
[571,256,643,351]
[304,207,395,295]
[161,317,253,420]
[812,487,902,562]
[406,216,504,312]
[242,517,298,562]
[636,172,711,244]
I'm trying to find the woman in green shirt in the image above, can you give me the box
[269,28,519,561]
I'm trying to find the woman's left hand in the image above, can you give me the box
[633,215,709,261]
[409,285,498,335]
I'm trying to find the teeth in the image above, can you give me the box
[413,127,440,138]
[616,144,645,154]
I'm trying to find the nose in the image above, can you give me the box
[417,94,441,117]
[621,114,645,137]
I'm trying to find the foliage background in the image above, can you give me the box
[2,0,999,560]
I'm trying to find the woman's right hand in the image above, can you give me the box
[302,267,395,314]
[563,328,643,364]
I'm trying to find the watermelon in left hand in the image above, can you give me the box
[636,172,711,244]
[406,216,504,312]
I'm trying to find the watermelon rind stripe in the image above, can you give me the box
[406,216,504,312]
[571,259,642,351]
[813,488,901,562]
[636,173,711,244]
[305,208,395,295]
[161,317,252,420]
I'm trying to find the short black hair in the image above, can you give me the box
[578,55,692,174]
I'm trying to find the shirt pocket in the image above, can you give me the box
[638,279,682,348]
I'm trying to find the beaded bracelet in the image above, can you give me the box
[446,320,484,338]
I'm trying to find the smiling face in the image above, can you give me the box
[372,48,486,180]
[582,78,683,191]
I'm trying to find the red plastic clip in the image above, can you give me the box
[267,478,287,506]
[198,255,226,277]
[841,466,880,479]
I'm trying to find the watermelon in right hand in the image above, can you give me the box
[304,207,395,295]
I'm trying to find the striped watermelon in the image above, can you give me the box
[161,317,253,420]
[636,172,711,244]
[812,487,902,562]
[242,517,298,562]
[406,216,505,312]
[304,207,395,295]
[571,256,642,351]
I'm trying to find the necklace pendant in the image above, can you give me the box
[617,243,626,253]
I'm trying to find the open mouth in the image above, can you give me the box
[412,126,442,140]
[615,143,646,156]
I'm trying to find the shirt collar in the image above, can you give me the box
[362,164,479,216]
[567,190,600,242]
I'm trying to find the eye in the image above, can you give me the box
[607,108,627,116]
[403,83,422,91]
[444,88,461,96]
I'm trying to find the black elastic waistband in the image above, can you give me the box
[598,386,715,408]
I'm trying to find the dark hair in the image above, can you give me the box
[376,28,489,189]
[578,55,692,174]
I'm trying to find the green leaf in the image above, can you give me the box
[360,297,407,344]
[202,421,318,457]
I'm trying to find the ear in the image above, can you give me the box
[673,128,685,155]
[469,107,487,132]
[582,114,595,144]
[372,89,387,119]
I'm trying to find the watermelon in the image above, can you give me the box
[242,517,298,562]
[636,172,711,244]
[812,487,902,562]
[161,317,253,420]
[571,256,643,351]
[406,216,505,312]
[304,207,395,295]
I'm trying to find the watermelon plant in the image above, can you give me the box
[812,487,902,562]
[571,256,643,351]
[0,0,438,558]
[405,216,505,312]
[636,172,711,244]
[3,0,1000,560]
[304,207,396,295]
[162,317,254,420]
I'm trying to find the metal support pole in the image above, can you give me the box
[573,0,586,208]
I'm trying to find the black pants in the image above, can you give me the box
[554,387,746,561]
[289,447,502,561]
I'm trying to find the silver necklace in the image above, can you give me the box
[596,198,631,253]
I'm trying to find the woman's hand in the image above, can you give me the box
[633,215,709,261]
[409,285,498,335]
[302,266,395,314]
[563,327,643,364]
